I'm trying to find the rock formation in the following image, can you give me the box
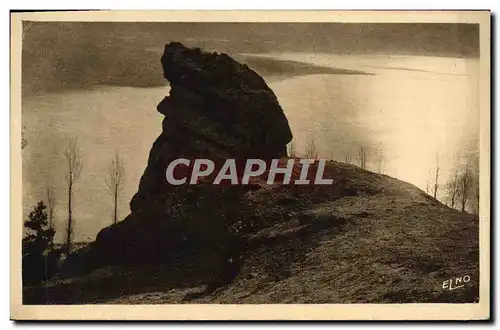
[130,42,292,211]
[63,43,293,284]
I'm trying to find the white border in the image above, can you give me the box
[8,9,491,322]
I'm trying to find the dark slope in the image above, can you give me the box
[23,161,479,304]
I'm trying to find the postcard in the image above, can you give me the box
[10,10,491,320]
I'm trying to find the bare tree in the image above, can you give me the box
[469,172,480,215]
[105,151,125,225]
[377,156,384,174]
[446,169,459,209]
[425,169,431,194]
[344,149,353,164]
[63,138,83,256]
[357,146,367,170]
[467,154,480,215]
[304,138,318,159]
[46,186,56,231]
[458,162,472,213]
[433,154,440,199]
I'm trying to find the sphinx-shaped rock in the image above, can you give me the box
[130,42,292,212]
[63,43,293,279]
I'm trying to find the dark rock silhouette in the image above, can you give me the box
[131,42,292,212]
[62,43,293,284]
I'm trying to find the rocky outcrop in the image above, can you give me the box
[62,43,293,281]
[130,42,292,212]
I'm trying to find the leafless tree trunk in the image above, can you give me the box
[433,155,440,199]
[344,149,352,164]
[459,163,472,212]
[447,169,459,209]
[105,152,125,225]
[357,146,367,170]
[46,186,56,230]
[470,175,480,215]
[425,169,431,194]
[304,138,318,159]
[63,138,83,256]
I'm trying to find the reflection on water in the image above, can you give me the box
[268,55,479,190]
[22,54,480,241]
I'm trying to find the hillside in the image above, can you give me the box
[23,160,479,304]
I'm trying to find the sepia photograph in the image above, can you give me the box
[10,10,490,320]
